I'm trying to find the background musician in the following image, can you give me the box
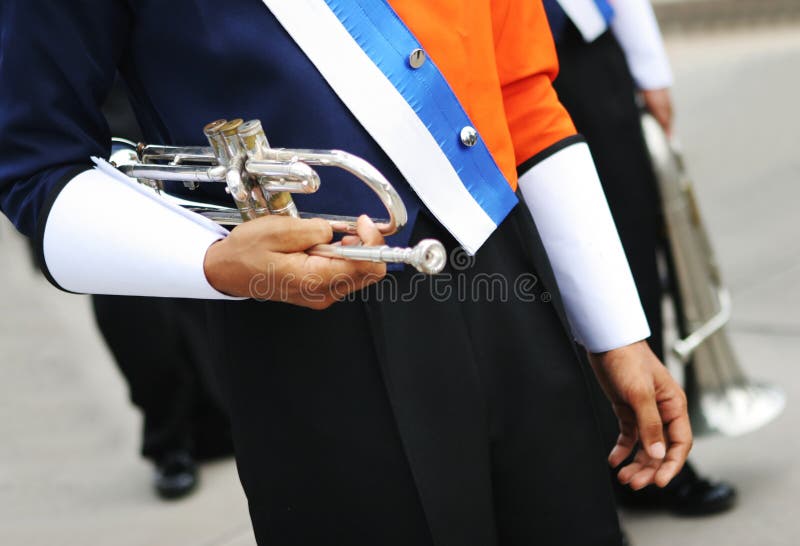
[0,2,692,544]
[543,0,736,515]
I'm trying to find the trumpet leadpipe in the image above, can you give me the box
[116,160,319,194]
[117,163,228,183]
[138,145,216,164]
[308,239,447,274]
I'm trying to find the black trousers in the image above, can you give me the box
[553,25,665,362]
[203,207,622,546]
[92,296,233,461]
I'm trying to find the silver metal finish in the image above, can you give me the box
[109,120,445,274]
[117,153,319,193]
[253,147,407,235]
[309,239,446,274]
[238,119,300,218]
[121,145,405,235]
[641,112,785,437]
[408,48,426,69]
[245,160,320,193]
[460,126,478,147]
[118,163,228,183]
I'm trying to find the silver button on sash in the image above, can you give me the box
[409,48,426,69]
[460,126,479,147]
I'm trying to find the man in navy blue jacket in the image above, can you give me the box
[0,2,693,544]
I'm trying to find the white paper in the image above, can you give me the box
[43,166,241,299]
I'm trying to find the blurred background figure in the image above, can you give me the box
[543,0,736,516]
[93,78,234,499]
[91,295,232,499]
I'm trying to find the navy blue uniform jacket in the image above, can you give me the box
[0,1,422,247]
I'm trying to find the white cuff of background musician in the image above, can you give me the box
[40,159,242,300]
[610,0,674,91]
[518,137,651,353]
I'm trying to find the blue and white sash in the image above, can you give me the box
[262,0,518,254]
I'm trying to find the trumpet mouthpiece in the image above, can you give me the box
[411,239,447,274]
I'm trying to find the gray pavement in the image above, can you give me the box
[1,24,799,546]
[620,25,800,546]
[0,226,255,545]
[652,0,800,33]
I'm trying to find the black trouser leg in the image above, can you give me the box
[92,296,231,461]
[203,209,622,546]
[205,298,435,546]
[461,209,623,546]
[171,299,234,461]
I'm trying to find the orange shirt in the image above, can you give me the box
[387,0,576,189]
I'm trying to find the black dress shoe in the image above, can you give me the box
[667,476,737,516]
[615,462,736,516]
[154,450,198,500]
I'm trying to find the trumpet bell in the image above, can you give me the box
[689,381,787,437]
[641,113,785,437]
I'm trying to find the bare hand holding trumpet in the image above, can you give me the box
[110,118,447,307]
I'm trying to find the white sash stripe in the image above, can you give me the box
[263,0,497,254]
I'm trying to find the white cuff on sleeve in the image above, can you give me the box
[518,140,650,352]
[558,0,610,42]
[42,160,242,299]
[610,0,673,90]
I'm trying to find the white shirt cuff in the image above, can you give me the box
[42,163,243,300]
[518,140,651,352]
[610,0,674,90]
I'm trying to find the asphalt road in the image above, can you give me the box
[1,24,799,546]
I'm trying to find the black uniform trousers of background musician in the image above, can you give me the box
[92,296,232,461]
[202,207,623,546]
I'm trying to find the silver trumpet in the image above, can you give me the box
[641,112,785,437]
[109,119,446,274]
